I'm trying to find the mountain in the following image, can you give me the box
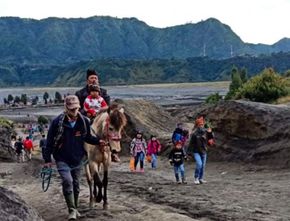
[2,52,290,87]
[1,16,290,66]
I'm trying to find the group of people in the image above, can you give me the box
[12,136,34,162]
[130,132,162,172]
[38,68,215,220]
[169,115,214,185]
[128,115,215,187]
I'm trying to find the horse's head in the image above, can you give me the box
[92,105,127,152]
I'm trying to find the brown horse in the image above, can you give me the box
[84,106,127,209]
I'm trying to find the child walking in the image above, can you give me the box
[147,135,161,169]
[130,130,147,172]
[168,141,187,184]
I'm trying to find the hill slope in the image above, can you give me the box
[0,16,289,65]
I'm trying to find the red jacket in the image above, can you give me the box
[23,139,33,150]
[147,140,161,155]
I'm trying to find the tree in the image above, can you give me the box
[55,91,62,103]
[20,94,27,105]
[3,98,8,105]
[236,68,288,103]
[32,96,39,105]
[37,115,49,125]
[240,67,248,83]
[14,96,20,103]
[7,94,14,103]
[43,92,49,104]
[225,66,243,100]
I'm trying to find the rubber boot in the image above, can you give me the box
[74,193,81,218]
[64,194,77,220]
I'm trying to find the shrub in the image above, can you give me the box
[235,68,288,103]
[206,93,222,104]
[38,115,49,125]
[0,117,13,129]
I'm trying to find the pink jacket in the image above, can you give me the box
[147,140,161,155]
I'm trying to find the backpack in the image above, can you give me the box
[172,132,183,143]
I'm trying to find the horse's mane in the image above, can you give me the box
[92,112,108,136]
[91,107,127,136]
[109,108,127,131]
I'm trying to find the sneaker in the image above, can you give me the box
[194,178,200,185]
[182,178,187,184]
[199,179,207,184]
[176,180,182,184]
[140,168,144,173]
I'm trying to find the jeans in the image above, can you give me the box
[193,152,207,180]
[134,152,145,169]
[56,161,82,196]
[151,154,157,168]
[174,163,185,181]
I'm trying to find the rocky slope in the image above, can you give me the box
[0,121,14,161]
[176,100,290,167]
[117,99,177,153]
[0,187,44,221]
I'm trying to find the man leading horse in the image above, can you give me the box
[43,95,106,220]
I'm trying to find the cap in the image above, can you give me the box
[64,95,80,110]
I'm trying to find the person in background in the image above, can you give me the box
[75,69,110,115]
[147,135,161,169]
[39,134,47,160]
[14,137,24,163]
[171,123,184,145]
[187,115,214,185]
[168,141,187,184]
[130,130,147,173]
[83,84,108,119]
[43,95,105,220]
[23,136,34,161]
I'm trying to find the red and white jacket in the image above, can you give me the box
[84,95,108,116]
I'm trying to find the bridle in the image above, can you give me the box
[92,116,122,152]
[104,116,122,142]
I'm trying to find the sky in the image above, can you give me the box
[1,0,290,45]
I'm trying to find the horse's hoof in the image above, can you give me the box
[103,203,109,210]
[95,196,102,203]
[89,202,95,209]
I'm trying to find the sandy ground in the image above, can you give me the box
[1,149,290,221]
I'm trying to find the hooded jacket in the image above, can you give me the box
[44,113,100,166]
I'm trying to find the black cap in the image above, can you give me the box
[86,69,98,79]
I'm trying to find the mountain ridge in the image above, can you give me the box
[0,16,289,65]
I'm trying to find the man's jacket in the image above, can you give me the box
[43,113,100,166]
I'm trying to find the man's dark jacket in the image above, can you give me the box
[75,85,110,112]
[43,114,100,166]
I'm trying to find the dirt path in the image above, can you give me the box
[1,154,290,221]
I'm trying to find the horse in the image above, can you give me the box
[84,105,127,210]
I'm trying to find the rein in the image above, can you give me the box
[40,159,88,192]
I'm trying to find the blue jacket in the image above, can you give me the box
[44,113,100,166]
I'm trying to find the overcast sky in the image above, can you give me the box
[1,0,289,45]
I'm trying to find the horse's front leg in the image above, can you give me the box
[94,170,103,203]
[103,169,109,210]
[85,164,95,208]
